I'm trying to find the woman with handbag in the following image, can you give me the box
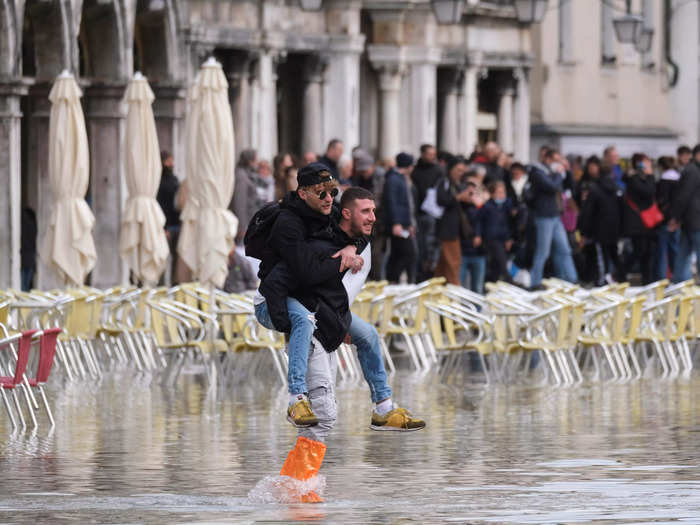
[622,153,660,285]
[435,156,473,285]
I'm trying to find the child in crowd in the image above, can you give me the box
[481,181,514,283]
[460,181,486,294]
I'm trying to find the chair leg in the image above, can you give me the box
[379,338,396,375]
[20,384,38,428]
[37,385,55,427]
[0,387,17,429]
[11,390,26,428]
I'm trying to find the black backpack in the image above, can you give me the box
[244,200,281,260]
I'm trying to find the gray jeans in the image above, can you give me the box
[299,339,338,443]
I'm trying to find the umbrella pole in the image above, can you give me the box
[208,282,219,398]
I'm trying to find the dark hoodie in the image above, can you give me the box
[411,158,443,212]
[577,173,621,244]
[259,192,367,351]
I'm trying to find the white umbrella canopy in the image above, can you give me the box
[176,74,202,276]
[40,70,97,286]
[119,72,170,286]
[193,58,238,287]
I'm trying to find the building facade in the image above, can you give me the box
[0,0,539,289]
[530,0,699,159]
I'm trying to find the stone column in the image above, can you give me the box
[497,86,515,154]
[254,50,280,162]
[85,85,126,288]
[513,67,531,163]
[151,84,186,171]
[224,50,256,155]
[377,66,403,160]
[459,64,479,155]
[323,36,364,152]
[301,53,327,155]
[0,84,27,290]
[670,0,700,146]
[26,84,60,290]
[406,49,440,150]
[439,68,462,154]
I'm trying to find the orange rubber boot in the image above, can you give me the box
[280,436,326,503]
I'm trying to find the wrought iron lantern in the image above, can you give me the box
[512,0,549,24]
[431,0,464,25]
[299,0,323,12]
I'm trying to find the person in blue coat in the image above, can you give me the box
[382,152,418,283]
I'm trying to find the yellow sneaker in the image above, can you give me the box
[287,396,319,428]
[370,405,426,432]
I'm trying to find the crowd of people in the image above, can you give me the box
[153,138,700,294]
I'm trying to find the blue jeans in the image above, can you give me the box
[255,300,392,403]
[530,216,578,287]
[255,298,315,396]
[654,226,680,281]
[460,255,486,294]
[672,230,700,283]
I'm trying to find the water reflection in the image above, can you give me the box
[0,371,698,523]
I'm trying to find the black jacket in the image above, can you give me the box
[656,169,681,224]
[411,159,443,213]
[577,174,620,244]
[156,167,181,228]
[260,219,365,352]
[258,192,341,283]
[528,163,563,218]
[670,161,700,232]
[436,176,473,241]
[480,199,513,242]
[258,192,366,351]
[622,172,656,237]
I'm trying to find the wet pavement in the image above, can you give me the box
[0,370,699,524]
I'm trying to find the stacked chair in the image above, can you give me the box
[1,275,698,430]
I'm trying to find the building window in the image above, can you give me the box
[601,0,616,65]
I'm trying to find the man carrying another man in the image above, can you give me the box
[250,163,425,500]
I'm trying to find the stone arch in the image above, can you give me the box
[22,0,73,80]
[78,0,128,80]
[133,0,181,82]
[0,0,20,78]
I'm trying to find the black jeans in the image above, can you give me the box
[628,235,656,285]
[486,240,512,283]
[386,235,416,283]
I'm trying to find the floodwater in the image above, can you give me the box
[0,368,699,524]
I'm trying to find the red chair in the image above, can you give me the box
[27,328,62,426]
[0,330,37,429]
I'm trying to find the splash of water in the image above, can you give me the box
[247,474,326,504]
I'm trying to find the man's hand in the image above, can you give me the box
[457,189,471,203]
[332,244,358,272]
[668,219,680,232]
[392,224,404,237]
[473,235,482,247]
[349,255,364,274]
[505,239,513,252]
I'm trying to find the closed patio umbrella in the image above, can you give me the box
[119,72,169,286]
[40,70,96,286]
[176,74,201,277]
[193,58,237,288]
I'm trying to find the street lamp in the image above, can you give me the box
[431,0,464,25]
[613,0,643,44]
[298,0,323,11]
[635,27,654,53]
[512,0,549,24]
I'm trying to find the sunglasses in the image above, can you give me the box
[316,188,339,200]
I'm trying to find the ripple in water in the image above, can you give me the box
[246,475,326,504]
